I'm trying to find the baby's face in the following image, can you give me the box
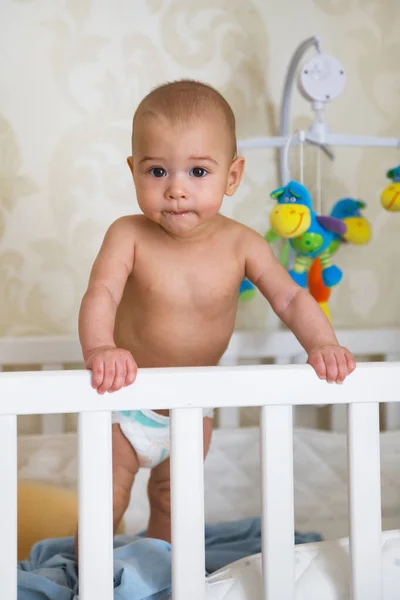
[129,115,244,238]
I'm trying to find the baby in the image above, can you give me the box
[78,79,356,543]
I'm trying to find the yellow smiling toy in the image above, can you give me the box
[381,166,400,212]
[269,202,311,238]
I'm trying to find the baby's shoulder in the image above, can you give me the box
[107,214,151,237]
[218,217,268,263]
[219,216,263,245]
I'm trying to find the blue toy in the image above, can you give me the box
[269,181,347,288]
[239,278,256,300]
[330,198,366,220]
[329,198,371,247]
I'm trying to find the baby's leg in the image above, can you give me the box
[146,417,213,543]
[112,423,140,533]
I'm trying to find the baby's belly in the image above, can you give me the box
[114,311,236,368]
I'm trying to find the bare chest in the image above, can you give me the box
[132,242,243,313]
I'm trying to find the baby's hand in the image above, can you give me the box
[307,345,356,384]
[85,346,138,394]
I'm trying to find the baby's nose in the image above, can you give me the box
[167,189,187,200]
[166,182,188,200]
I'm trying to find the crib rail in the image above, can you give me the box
[1,329,400,435]
[0,362,396,599]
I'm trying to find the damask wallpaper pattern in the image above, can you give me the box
[1,0,399,338]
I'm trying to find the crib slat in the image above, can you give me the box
[260,405,295,599]
[347,403,382,599]
[78,412,113,600]
[0,415,17,600]
[170,408,205,600]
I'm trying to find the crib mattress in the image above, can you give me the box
[17,426,400,540]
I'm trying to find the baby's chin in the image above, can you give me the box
[160,210,199,233]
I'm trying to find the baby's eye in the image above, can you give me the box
[149,167,166,178]
[190,167,208,178]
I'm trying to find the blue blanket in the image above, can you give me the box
[17,518,322,599]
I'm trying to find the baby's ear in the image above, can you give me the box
[127,156,134,176]
[226,156,245,196]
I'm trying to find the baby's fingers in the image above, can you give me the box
[345,349,356,374]
[98,361,116,394]
[125,357,137,386]
[110,360,126,392]
[308,352,327,380]
[324,352,338,384]
[91,359,104,391]
[335,351,348,384]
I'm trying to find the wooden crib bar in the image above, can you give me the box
[171,408,206,599]
[347,403,382,599]
[0,415,17,600]
[78,411,114,600]
[1,362,399,414]
[1,331,400,434]
[260,405,295,598]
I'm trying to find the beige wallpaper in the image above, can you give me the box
[1,0,400,340]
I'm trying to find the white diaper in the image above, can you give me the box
[112,408,214,469]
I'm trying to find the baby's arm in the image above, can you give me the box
[79,217,137,394]
[243,229,355,383]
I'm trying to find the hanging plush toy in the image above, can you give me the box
[381,166,400,212]
[308,198,371,321]
[330,198,372,245]
[269,181,347,288]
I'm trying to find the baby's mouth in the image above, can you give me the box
[163,210,195,216]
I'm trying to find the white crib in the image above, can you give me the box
[1,330,400,599]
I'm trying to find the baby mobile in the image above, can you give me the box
[239,135,376,323]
